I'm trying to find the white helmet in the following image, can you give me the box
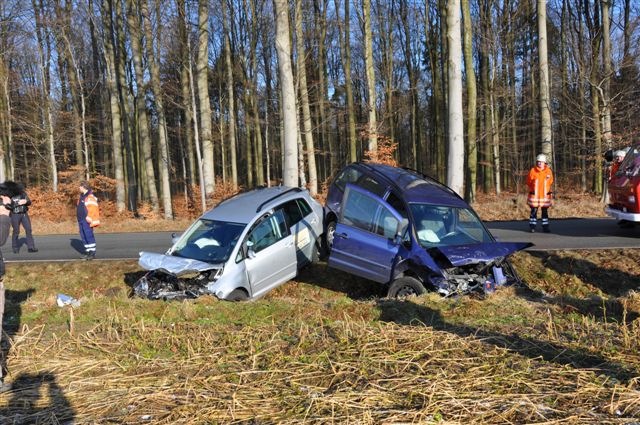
[536,154,547,164]
[615,150,626,158]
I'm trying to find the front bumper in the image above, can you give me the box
[605,206,640,223]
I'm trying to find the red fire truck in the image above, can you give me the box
[606,144,640,225]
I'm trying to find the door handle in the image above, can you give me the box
[336,232,348,239]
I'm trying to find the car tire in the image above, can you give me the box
[387,276,427,298]
[324,220,336,254]
[226,288,249,301]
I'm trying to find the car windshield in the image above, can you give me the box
[171,219,245,263]
[410,204,493,247]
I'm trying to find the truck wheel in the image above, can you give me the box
[387,277,427,298]
[226,289,249,301]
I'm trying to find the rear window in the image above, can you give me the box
[334,166,363,191]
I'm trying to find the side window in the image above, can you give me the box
[248,210,289,253]
[334,167,363,191]
[385,192,406,218]
[341,190,379,232]
[296,198,312,217]
[357,176,386,198]
[281,200,303,227]
[374,207,400,239]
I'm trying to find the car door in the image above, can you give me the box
[281,198,321,265]
[245,209,297,297]
[328,184,404,283]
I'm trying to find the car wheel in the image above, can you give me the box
[387,277,427,298]
[226,288,249,301]
[324,220,336,253]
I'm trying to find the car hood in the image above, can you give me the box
[138,251,221,275]
[429,242,532,267]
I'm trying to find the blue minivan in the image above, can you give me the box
[324,163,530,297]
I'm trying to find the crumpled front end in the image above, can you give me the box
[134,269,222,300]
[412,242,532,297]
[134,252,223,300]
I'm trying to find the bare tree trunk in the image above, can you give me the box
[127,0,159,213]
[197,0,215,197]
[114,0,138,214]
[177,0,196,188]
[446,0,464,196]
[32,0,58,192]
[186,35,206,212]
[363,0,377,154]
[0,55,12,181]
[461,0,477,202]
[100,0,126,212]
[335,0,357,163]
[601,0,612,151]
[141,0,172,218]
[537,0,553,160]
[399,0,418,169]
[274,0,299,187]
[295,0,318,195]
[221,0,238,189]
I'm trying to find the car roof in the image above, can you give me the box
[355,163,469,208]
[201,186,306,224]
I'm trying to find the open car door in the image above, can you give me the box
[328,184,406,283]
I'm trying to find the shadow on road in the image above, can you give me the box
[69,238,85,254]
[377,298,637,383]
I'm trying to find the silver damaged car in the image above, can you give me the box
[134,187,324,301]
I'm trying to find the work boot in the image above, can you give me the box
[28,248,38,253]
[84,252,95,260]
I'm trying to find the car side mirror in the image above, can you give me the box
[246,240,256,259]
[394,218,409,245]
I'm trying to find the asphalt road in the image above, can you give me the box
[2,217,638,263]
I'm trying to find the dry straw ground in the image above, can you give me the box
[1,181,639,424]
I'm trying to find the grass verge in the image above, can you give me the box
[1,251,639,423]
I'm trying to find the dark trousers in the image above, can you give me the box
[0,215,10,278]
[79,220,96,253]
[529,207,549,228]
[11,213,35,250]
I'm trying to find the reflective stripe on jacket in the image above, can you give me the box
[526,165,554,208]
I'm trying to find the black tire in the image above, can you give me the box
[387,276,427,298]
[226,288,249,301]
[324,220,337,254]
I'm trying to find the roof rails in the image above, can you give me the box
[256,187,303,212]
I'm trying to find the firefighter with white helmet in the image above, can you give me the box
[526,154,554,233]
[610,150,626,180]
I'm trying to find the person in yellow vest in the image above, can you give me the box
[527,154,554,233]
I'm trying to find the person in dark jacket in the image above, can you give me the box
[10,183,37,253]
[77,181,100,260]
[0,190,12,392]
